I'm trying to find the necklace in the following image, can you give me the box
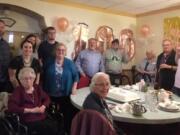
[23,57,32,67]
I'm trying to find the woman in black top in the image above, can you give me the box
[9,40,41,88]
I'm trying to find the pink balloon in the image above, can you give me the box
[57,17,69,32]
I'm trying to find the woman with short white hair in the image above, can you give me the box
[8,67,59,135]
[43,43,79,134]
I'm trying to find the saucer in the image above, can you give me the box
[158,102,180,112]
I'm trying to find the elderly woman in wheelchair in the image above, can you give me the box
[7,67,62,135]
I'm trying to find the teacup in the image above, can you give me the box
[131,102,146,116]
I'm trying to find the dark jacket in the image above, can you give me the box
[83,92,124,135]
[83,92,108,118]
[155,50,176,90]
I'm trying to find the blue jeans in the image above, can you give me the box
[172,86,180,97]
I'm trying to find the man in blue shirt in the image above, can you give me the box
[75,38,104,78]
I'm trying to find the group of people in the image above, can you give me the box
[0,21,78,134]
[136,39,179,94]
[0,17,180,135]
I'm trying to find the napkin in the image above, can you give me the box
[114,103,132,113]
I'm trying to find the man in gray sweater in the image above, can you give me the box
[104,39,130,86]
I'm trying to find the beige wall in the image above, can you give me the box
[136,9,180,63]
[1,0,136,69]
[0,10,41,33]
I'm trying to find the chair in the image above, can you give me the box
[134,73,152,83]
[71,109,117,135]
[2,102,65,135]
[77,76,90,89]
[120,74,131,85]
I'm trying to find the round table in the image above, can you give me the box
[71,87,180,124]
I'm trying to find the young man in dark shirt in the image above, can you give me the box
[38,26,58,67]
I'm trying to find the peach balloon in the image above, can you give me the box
[57,17,69,32]
[140,25,150,37]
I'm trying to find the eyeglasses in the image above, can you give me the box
[95,83,110,87]
[22,77,35,81]
[57,48,65,52]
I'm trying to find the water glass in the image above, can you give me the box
[145,90,158,112]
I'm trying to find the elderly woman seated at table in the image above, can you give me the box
[83,72,125,135]
[135,50,156,84]
[8,67,59,135]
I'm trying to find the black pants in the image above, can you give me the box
[107,73,122,86]
[50,96,79,135]
[26,118,59,135]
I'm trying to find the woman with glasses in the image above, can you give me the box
[43,43,79,134]
[83,72,125,135]
[8,40,41,88]
[8,67,59,135]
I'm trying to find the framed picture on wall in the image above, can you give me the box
[0,17,16,27]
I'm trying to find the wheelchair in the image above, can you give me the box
[0,102,65,135]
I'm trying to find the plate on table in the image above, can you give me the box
[158,102,180,112]
[107,102,116,110]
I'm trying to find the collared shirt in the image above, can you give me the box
[136,58,156,75]
[136,58,156,83]
[75,49,104,77]
[100,99,114,124]
[0,38,11,82]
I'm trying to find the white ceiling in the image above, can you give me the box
[63,0,180,15]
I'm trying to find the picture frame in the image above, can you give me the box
[0,17,16,27]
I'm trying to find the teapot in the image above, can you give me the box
[131,101,146,116]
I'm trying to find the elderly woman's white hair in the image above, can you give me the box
[89,72,111,91]
[18,67,36,81]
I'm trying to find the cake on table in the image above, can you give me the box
[107,87,140,102]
